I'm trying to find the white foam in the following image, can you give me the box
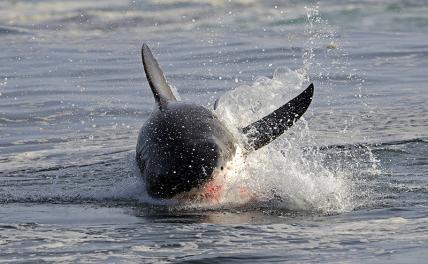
[200,66,352,213]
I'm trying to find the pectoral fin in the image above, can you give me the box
[242,83,314,150]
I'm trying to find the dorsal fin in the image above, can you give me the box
[141,43,177,108]
[242,83,314,151]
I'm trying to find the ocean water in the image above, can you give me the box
[0,0,427,263]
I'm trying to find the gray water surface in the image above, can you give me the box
[0,0,427,263]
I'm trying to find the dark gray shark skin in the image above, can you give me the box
[136,43,314,199]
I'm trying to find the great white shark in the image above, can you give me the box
[136,43,314,201]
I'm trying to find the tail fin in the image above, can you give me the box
[242,83,314,150]
[142,43,177,108]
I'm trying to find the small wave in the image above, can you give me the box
[0,26,29,35]
[318,137,428,151]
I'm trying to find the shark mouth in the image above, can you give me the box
[174,148,256,204]
[174,166,228,203]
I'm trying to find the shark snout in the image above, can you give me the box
[145,141,227,199]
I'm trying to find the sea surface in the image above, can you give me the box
[0,0,427,263]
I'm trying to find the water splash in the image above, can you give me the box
[104,4,375,214]
[191,4,369,213]
[207,66,352,213]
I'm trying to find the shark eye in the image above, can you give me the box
[221,166,224,170]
